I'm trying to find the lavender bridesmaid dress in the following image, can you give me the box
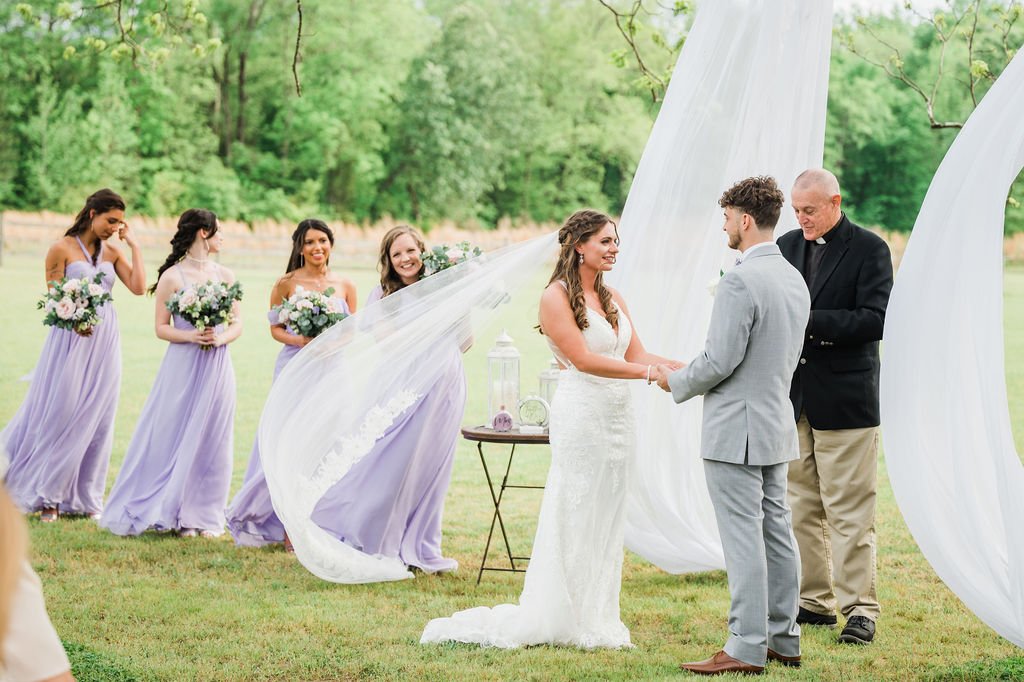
[226,297,350,546]
[2,237,121,515]
[311,285,465,572]
[99,266,237,535]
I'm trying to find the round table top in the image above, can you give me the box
[461,425,550,444]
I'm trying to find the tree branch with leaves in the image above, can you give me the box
[12,0,311,95]
[839,0,1023,129]
[596,0,691,103]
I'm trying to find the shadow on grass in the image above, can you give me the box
[65,641,153,682]
[923,655,1024,681]
[623,566,729,591]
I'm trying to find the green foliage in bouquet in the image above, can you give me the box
[421,242,483,278]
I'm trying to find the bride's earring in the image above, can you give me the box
[578,253,584,265]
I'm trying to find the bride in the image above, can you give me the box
[421,209,681,648]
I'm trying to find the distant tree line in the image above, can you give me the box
[1,0,1020,232]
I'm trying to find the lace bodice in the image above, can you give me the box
[546,305,632,370]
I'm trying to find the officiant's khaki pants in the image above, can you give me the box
[788,413,880,621]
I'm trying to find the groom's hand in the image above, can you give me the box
[655,364,674,392]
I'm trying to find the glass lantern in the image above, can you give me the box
[538,357,560,408]
[487,329,520,426]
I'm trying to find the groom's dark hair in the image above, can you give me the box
[719,176,785,230]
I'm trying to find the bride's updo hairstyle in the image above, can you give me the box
[546,209,619,332]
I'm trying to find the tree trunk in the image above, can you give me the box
[217,50,232,160]
[407,182,421,222]
[236,50,248,145]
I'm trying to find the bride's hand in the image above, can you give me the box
[653,364,672,392]
[664,360,686,371]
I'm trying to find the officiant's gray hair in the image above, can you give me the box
[793,168,841,197]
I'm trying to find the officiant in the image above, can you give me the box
[777,169,893,646]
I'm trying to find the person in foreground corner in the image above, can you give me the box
[776,168,892,645]
[656,176,809,676]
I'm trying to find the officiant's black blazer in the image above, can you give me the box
[777,214,893,430]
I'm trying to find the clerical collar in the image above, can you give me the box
[815,214,844,245]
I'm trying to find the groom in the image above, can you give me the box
[657,176,810,675]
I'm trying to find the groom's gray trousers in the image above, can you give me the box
[703,458,801,667]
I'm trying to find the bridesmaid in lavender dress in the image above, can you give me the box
[310,225,465,572]
[227,219,357,548]
[1,189,147,522]
[100,209,243,537]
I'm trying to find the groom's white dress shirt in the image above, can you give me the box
[735,240,776,264]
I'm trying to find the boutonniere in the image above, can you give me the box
[707,269,725,297]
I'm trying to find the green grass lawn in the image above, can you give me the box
[1,251,1022,681]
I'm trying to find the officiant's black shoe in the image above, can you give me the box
[796,606,837,627]
[838,615,875,645]
[767,649,801,668]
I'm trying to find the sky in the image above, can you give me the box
[833,0,950,14]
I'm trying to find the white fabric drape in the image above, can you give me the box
[880,50,1024,648]
[613,0,834,572]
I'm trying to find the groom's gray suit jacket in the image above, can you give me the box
[669,244,810,464]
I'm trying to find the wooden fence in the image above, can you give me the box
[5,210,1024,269]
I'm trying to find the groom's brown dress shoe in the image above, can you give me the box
[679,650,765,676]
[767,648,801,667]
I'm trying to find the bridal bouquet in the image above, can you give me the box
[421,241,483,278]
[272,286,348,339]
[166,280,244,348]
[38,273,113,335]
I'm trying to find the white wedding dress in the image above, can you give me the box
[421,305,636,649]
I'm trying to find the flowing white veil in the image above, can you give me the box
[880,49,1024,647]
[259,234,556,583]
[612,0,834,572]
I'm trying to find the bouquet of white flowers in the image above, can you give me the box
[272,286,348,339]
[166,280,244,348]
[421,241,483,278]
[38,273,113,336]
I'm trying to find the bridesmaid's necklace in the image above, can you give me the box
[302,265,329,291]
[184,253,210,269]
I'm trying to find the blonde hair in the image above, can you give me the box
[546,209,619,331]
[0,486,27,658]
[378,225,426,297]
